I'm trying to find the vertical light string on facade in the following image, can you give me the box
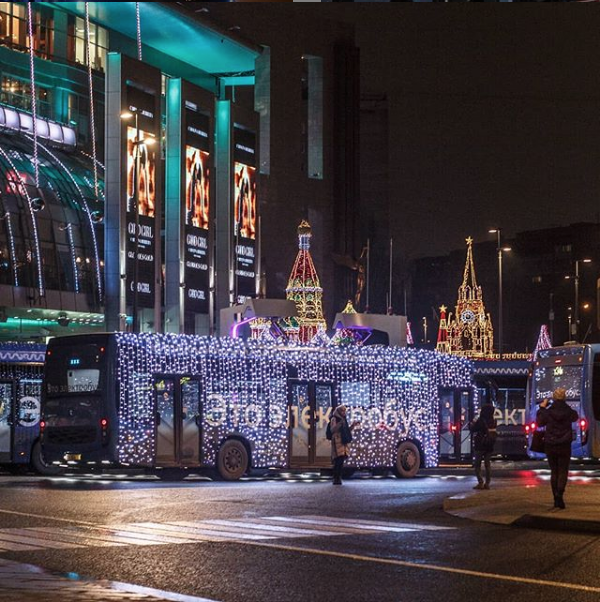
[136,2,143,61]
[26,1,39,189]
[85,2,99,200]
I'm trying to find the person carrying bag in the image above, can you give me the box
[536,387,578,509]
[328,405,358,485]
[469,402,497,490]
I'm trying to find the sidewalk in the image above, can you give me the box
[443,472,600,533]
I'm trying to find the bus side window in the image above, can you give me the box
[592,354,600,420]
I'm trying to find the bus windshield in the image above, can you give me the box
[533,364,583,403]
[45,344,105,396]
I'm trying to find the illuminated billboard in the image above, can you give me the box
[126,126,156,217]
[234,162,256,240]
[185,145,209,229]
[233,125,257,299]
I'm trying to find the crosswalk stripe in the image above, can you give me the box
[167,521,278,541]
[262,516,419,534]
[288,515,456,531]
[0,530,76,550]
[33,526,128,547]
[200,519,343,538]
[125,522,276,542]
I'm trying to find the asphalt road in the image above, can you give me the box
[0,466,599,601]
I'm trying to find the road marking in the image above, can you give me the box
[0,558,221,601]
[0,514,452,553]
[239,540,600,594]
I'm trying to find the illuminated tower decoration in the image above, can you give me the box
[436,305,450,354]
[534,324,552,358]
[446,237,494,359]
[285,220,327,343]
[406,322,414,346]
[331,300,359,346]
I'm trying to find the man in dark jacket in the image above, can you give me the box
[469,403,497,490]
[537,387,579,509]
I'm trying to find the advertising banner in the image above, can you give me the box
[233,126,257,299]
[125,83,159,309]
[183,106,210,314]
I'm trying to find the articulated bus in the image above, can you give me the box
[41,333,475,479]
[0,343,59,474]
[526,345,597,459]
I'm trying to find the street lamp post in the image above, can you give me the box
[573,258,592,342]
[489,229,511,360]
[120,109,155,333]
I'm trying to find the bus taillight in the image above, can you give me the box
[100,418,109,446]
[580,418,588,446]
[530,422,536,431]
[39,420,45,432]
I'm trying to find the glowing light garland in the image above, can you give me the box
[85,2,99,200]
[114,334,473,469]
[0,145,44,295]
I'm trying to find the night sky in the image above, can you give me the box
[319,6,600,259]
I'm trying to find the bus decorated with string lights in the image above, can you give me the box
[526,345,596,459]
[0,343,62,475]
[40,333,475,479]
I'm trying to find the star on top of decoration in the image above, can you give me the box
[439,305,447,313]
[465,236,473,245]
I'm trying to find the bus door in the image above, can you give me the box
[288,380,334,467]
[439,388,474,460]
[153,376,201,467]
[0,381,14,461]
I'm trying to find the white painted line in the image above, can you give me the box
[300,514,455,531]
[240,540,600,594]
[92,579,222,602]
[0,508,98,527]
[264,516,422,533]
[167,521,278,541]
[33,526,127,547]
[202,519,343,537]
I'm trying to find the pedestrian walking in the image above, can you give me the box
[536,387,578,509]
[328,405,358,485]
[469,402,497,490]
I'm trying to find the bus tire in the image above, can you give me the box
[394,441,420,478]
[216,439,249,481]
[30,440,63,476]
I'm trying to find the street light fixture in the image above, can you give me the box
[120,109,156,333]
[489,229,511,360]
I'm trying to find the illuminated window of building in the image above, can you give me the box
[0,2,53,59]
[67,16,108,73]
[0,76,52,119]
[532,275,542,284]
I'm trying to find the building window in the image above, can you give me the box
[1,76,52,119]
[532,276,542,284]
[67,15,108,73]
[302,55,323,180]
[0,2,53,59]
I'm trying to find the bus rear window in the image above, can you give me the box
[592,354,600,421]
[46,344,105,395]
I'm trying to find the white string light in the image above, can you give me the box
[26,1,39,189]
[136,2,143,61]
[85,2,99,200]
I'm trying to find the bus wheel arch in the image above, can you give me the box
[30,439,64,476]
[216,437,251,481]
[394,439,422,478]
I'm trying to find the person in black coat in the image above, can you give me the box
[469,403,497,490]
[536,387,579,509]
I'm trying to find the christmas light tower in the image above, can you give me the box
[284,220,327,343]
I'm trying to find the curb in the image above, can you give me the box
[513,514,600,534]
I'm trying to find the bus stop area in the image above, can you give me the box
[443,467,600,534]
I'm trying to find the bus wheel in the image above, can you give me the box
[30,441,63,476]
[216,440,249,481]
[394,441,420,478]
